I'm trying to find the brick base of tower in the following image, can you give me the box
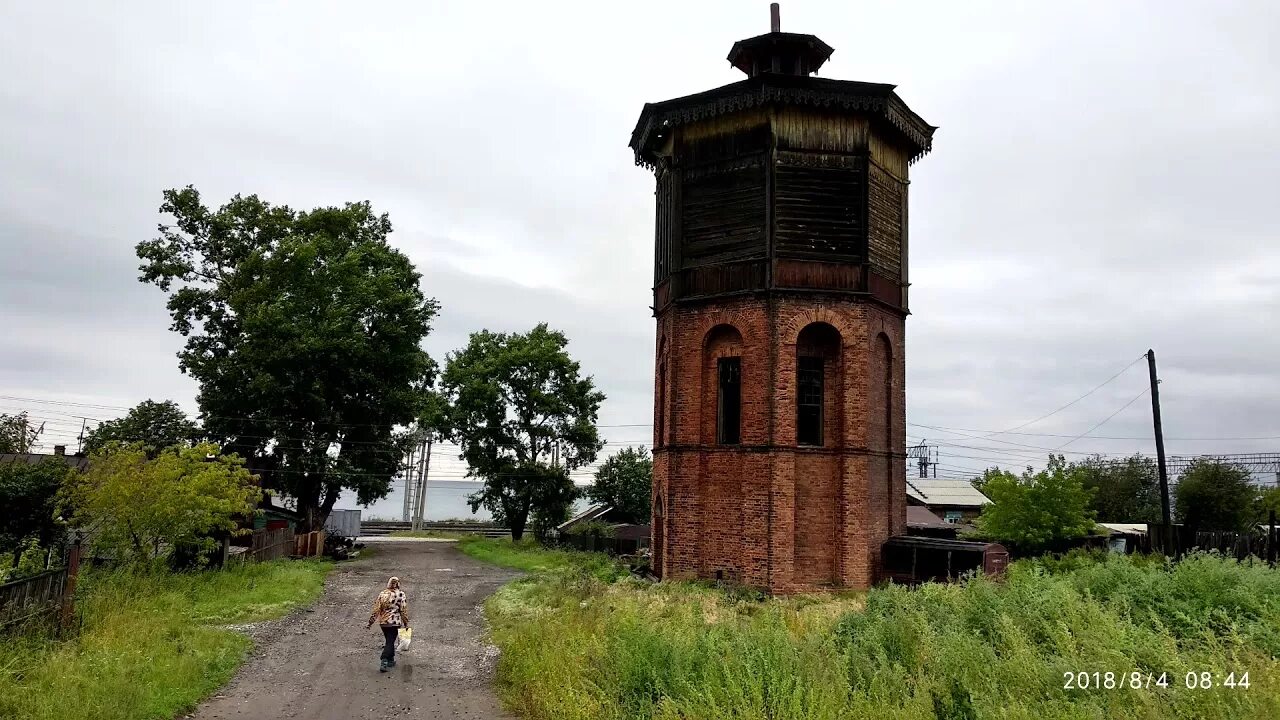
[650,295,908,594]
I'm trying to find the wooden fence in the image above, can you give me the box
[294,530,325,558]
[0,568,67,630]
[1145,523,1277,563]
[0,540,82,633]
[246,527,295,562]
[227,528,327,565]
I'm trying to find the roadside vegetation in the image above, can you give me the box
[0,559,330,720]
[472,541,1280,720]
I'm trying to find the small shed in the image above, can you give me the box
[325,509,362,539]
[882,536,1009,584]
[254,500,301,531]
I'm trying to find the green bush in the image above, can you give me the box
[477,546,1280,720]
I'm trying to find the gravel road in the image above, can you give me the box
[191,540,520,720]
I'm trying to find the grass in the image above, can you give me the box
[0,558,331,720]
[472,545,1280,720]
[456,536,622,577]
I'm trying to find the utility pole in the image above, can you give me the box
[1147,349,1173,556]
[411,436,431,531]
[402,444,417,522]
[75,417,88,455]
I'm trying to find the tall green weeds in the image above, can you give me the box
[480,548,1280,720]
[0,559,330,720]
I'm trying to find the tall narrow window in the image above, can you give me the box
[717,357,741,444]
[797,356,824,445]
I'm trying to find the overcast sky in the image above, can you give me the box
[2,1,1278,505]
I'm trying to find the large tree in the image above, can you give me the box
[83,399,201,456]
[137,187,438,530]
[0,458,72,563]
[0,412,40,454]
[1174,460,1260,533]
[974,455,1097,552]
[1074,454,1162,523]
[587,446,653,523]
[441,324,604,541]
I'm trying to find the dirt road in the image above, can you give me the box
[192,540,520,720]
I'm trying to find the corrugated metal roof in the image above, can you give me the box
[557,503,610,531]
[905,478,990,508]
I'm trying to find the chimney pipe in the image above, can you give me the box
[770,3,780,33]
[54,445,66,456]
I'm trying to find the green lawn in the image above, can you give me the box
[469,543,1280,720]
[0,559,331,720]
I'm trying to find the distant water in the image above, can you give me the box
[339,480,589,523]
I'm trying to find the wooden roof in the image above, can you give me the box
[630,73,936,169]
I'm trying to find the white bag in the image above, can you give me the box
[396,627,412,650]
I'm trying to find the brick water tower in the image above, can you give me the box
[630,5,935,593]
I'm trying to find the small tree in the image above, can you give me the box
[1175,460,1259,533]
[1074,454,1161,523]
[0,459,73,564]
[974,455,1096,553]
[62,443,259,565]
[587,446,653,523]
[971,467,1018,494]
[442,324,604,541]
[0,412,40,454]
[83,399,201,456]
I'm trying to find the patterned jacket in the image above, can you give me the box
[368,588,409,627]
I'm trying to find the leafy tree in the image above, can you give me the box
[588,446,653,523]
[0,412,40,454]
[61,443,259,565]
[1174,460,1260,532]
[971,467,1018,494]
[1260,486,1280,521]
[136,187,438,530]
[0,459,73,563]
[974,455,1097,552]
[1074,454,1162,523]
[83,399,201,456]
[441,324,604,541]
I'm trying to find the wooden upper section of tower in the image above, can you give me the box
[630,4,936,315]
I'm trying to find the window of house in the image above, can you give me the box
[945,510,963,524]
[797,356,824,446]
[717,357,741,444]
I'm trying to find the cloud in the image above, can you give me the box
[1,0,1277,479]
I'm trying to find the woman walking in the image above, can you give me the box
[366,576,410,672]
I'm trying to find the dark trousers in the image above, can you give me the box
[380,624,398,664]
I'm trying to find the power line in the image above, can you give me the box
[1053,387,1151,451]
[974,353,1148,438]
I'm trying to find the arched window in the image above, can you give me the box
[795,322,841,446]
[704,325,743,445]
[656,337,667,448]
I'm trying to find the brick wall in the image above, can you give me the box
[652,294,907,593]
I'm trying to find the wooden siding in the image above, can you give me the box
[774,152,864,259]
[774,258,861,291]
[678,259,768,298]
[654,169,675,285]
[774,108,870,154]
[867,163,905,278]
[680,157,766,263]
